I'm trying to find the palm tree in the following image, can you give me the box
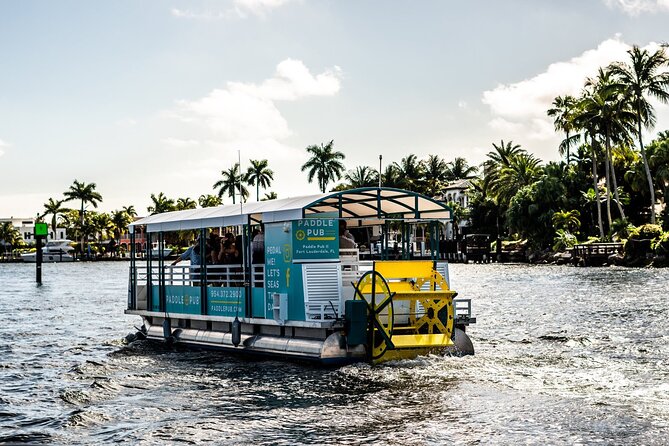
[445,157,478,181]
[63,180,103,257]
[262,192,278,201]
[552,210,581,233]
[485,140,524,171]
[213,163,249,204]
[246,159,274,201]
[301,140,346,193]
[122,205,137,218]
[111,210,133,243]
[176,197,197,211]
[423,154,447,195]
[493,152,543,205]
[0,221,21,254]
[147,192,176,215]
[198,194,222,208]
[609,45,669,224]
[393,154,425,192]
[42,198,67,239]
[547,95,579,163]
[345,166,377,188]
[580,69,636,224]
[93,212,114,242]
[381,164,402,188]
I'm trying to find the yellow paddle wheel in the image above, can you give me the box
[352,260,456,363]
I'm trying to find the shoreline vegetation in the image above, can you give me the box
[1,45,669,267]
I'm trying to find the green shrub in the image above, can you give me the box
[634,224,663,240]
[553,229,578,252]
[654,232,669,255]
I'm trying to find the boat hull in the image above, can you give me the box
[21,253,75,262]
[128,311,473,365]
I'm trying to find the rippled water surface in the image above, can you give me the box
[1,262,668,445]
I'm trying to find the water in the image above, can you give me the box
[1,262,668,445]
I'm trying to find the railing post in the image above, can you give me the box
[200,228,207,315]
[158,232,166,313]
[146,232,153,310]
[130,230,136,310]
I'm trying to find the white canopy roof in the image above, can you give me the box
[131,188,452,233]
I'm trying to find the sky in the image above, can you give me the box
[1,0,669,217]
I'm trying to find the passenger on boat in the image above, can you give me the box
[207,230,221,265]
[218,233,239,286]
[171,239,202,286]
[251,228,264,265]
[339,220,356,249]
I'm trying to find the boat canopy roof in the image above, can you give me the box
[131,187,452,233]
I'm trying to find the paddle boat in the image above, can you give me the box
[125,187,475,365]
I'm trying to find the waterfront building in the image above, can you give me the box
[0,217,67,244]
[438,179,472,240]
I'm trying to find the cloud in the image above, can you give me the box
[0,139,9,157]
[602,0,669,15]
[481,37,637,143]
[168,58,341,142]
[161,137,201,148]
[171,0,295,20]
[233,0,294,18]
[160,58,341,200]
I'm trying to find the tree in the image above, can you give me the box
[547,95,579,163]
[301,140,346,193]
[609,45,669,224]
[507,174,567,249]
[380,164,402,188]
[0,221,21,253]
[493,152,543,205]
[176,197,197,211]
[424,154,448,195]
[393,154,425,192]
[345,166,377,188]
[42,198,67,239]
[122,205,137,218]
[92,212,114,242]
[579,69,636,224]
[198,194,222,208]
[111,210,133,243]
[246,159,274,201]
[213,163,248,204]
[147,192,175,215]
[552,209,581,233]
[262,192,278,201]
[445,157,478,181]
[63,180,103,257]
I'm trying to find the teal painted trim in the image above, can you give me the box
[252,288,265,318]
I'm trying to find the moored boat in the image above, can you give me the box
[125,187,476,365]
[21,239,75,262]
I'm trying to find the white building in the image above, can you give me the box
[0,217,67,244]
[438,179,472,239]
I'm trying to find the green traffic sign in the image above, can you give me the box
[34,222,48,237]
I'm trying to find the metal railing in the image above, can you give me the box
[131,263,265,288]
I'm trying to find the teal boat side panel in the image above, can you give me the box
[151,286,160,312]
[264,222,293,319]
[207,287,245,317]
[251,288,265,318]
[165,286,202,314]
[287,265,305,321]
[292,219,339,261]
